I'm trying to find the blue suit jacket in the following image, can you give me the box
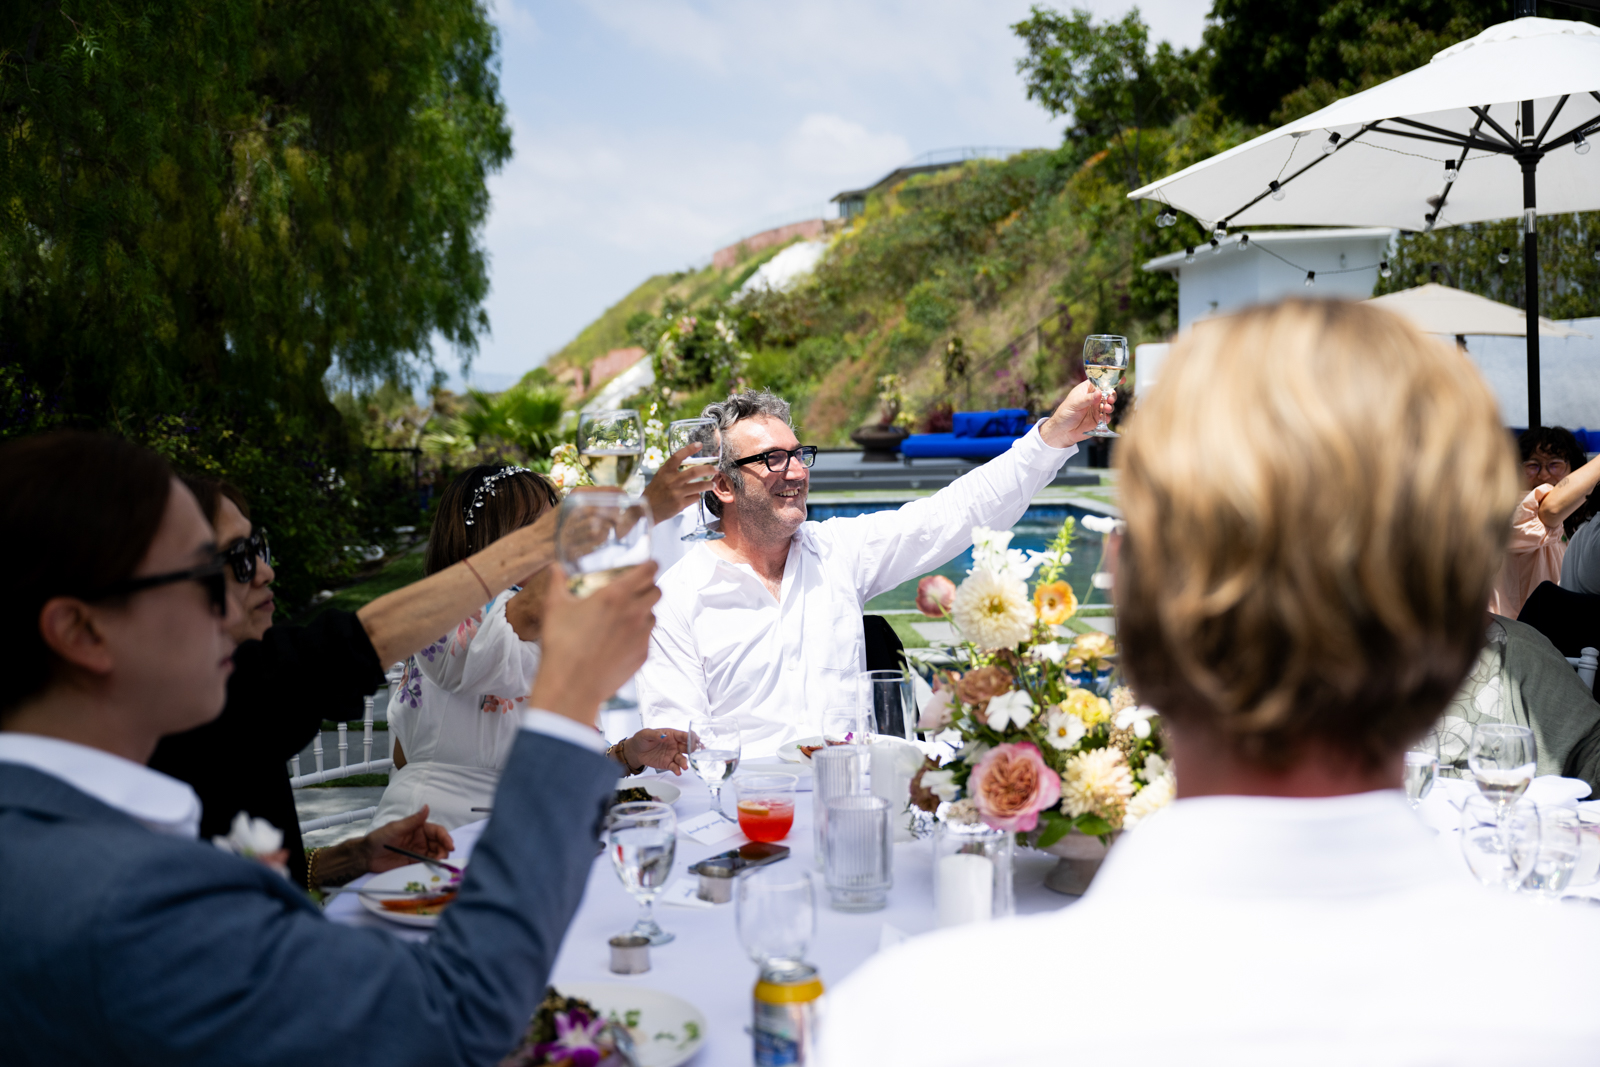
[0,730,618,1066]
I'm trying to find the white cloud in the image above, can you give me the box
[781,113,911,178]
[487,0,538,37]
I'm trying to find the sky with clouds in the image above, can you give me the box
[460,0,1209,387]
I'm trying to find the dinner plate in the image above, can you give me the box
[777,736,826,763]
[554,982,707,1067]
[617,777,682,805]
[357,861,459,929]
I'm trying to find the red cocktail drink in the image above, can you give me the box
[737,799,795,842]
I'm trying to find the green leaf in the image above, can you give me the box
[1033,809,1075,849]
[1074,813,1113,837]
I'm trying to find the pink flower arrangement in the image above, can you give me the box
[915,574,956,617]
[968,742,1061,832]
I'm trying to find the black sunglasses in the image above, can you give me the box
[81,559,230,617]
[220,529,272,584]
[731,445,818,473]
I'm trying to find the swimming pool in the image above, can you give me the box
[805,502,1114,613]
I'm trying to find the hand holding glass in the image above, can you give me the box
[578,410,644,488]
[608,801,677,945]
[1081,335,1128,439]
[689,716,741,822]
[667,418,724,542]
[555,490,653,597]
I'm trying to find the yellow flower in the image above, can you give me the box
[1033,581,1077,626]
[1059,746,1135,825]
[1061,687,1112,727]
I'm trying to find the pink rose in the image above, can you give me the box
[969,742,1061,833]
[915,574,956,617]
[918,688,954,731]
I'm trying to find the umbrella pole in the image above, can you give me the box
[1520,98,1541,430]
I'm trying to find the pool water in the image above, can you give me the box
[804,503,1114,613]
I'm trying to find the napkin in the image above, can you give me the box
[659,877,718,908]
[679,809,745,845]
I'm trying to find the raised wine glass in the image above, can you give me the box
[689,715,742,823]
[554,490,653,598]
[608,801,677,945]
[577,410,644,488]
[667,417,724,541]
[1467,723,1537,821]
[1081,335,1128,439]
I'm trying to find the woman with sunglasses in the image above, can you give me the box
[372,465,693,832]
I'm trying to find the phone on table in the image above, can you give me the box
[688,842,789,875]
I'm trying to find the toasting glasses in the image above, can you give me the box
[667,417,724,541]
[577,410,644,488]
[1081,335,1128,439]
[554,490,653,598]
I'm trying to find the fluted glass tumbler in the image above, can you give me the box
[824,794,892,912]
[813,746,864,871]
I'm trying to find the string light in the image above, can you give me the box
[1269,180,1285,201]
[1210,238,1222,255]
[1444,162,1458,184]
[1321,132,1341,156]
[1213,222,1228,240]
[1237,234,1251,252]
[1155,209,1176,228]
[1380,260,1391,278]
[1184,246,1195,264]
[1576,133,1590,156]
[1498,248,1511,265]
[1304,271,1316,287]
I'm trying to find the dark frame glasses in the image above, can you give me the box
[220,529,272,584]
[81,559,230,617]
[730,445,819,473]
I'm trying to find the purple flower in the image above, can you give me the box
[530,1009,606,1067]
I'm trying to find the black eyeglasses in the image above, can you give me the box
[731,446,818,473]
[81,559,230,617]
[220,529,271,584]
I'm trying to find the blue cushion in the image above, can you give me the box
[900,433,1019,459]
[951,409,1033,438]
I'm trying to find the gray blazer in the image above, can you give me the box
[0,730,619,1066]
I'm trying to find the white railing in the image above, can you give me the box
[299,806,379,833]
[1565,646,1599,690]
[288,690,392,788]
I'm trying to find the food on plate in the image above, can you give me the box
[501,988,615,1067]
[613,786,653,805]
[797,739,849,760]
[377,873,459,916]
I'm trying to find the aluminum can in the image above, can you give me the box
[752,960,823,1066]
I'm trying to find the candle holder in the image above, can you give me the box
[932,819,1014,928]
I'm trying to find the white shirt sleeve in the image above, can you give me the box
[817,425,1077,602]
[518,709,609,754]
[634,594,709,728]
[412,590,539,698]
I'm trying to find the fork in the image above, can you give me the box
[384,844,463,878]
[602,1022,641,1067]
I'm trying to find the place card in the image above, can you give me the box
[679,810,745,845]
[659,877,718,909]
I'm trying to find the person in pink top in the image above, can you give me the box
[1488,426,1598,616]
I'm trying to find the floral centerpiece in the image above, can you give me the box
[910,520,1173,848]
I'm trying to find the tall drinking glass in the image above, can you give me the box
[578,410,644,488]
[857,670,915,740]
[824,794,892,912]
[1404,730,1440,809]
[667,418,724,541]
[1525,806,1582,898]
[608,801,677,945]
[813,745,864,871]
[1467,723,1537,819]
[1081,335,1128,439]
[689,716,741,822]
[555,490,653,597]
[735,865,816,966]
[1460,794,1539,891]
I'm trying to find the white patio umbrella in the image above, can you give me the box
[1365,282,1590,339]
[1127,15,1600,426]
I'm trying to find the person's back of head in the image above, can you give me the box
[424,465,559,576]
[1117,298,1519,779]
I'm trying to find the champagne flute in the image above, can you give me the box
[1467,723,1537,820]
[554,489,653,597]
[578,410,644,488]
[1081,335,1128,439]
[736,865,816,966]
[667,417,724,541]
[608,801,677,945]
[689,715,741,822]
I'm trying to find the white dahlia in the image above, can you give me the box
[1123,772,1176,829]
[1059,746,1135,822]
[951,567,1033,650]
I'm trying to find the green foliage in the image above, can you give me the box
[1377,215,1600,320]
[634,299,751,394]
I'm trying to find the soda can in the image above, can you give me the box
[752,960,823,1066]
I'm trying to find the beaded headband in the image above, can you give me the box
[463,465,535,527]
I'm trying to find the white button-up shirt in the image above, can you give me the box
[0,732,203,838]
[636,426,1076,757]
[818,790,1600,1066]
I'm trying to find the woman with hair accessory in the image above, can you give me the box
[372,464,694,830]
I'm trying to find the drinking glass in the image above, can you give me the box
[555,490,654,597]
[735,865,816,966]
[821,705,872,747]
[736,774,798,843]
[1526,806,1582,898]
[1573,809,1600,888]
[824,794,892,912]
[813,745,864,871]
[607,801,677,945]
[933,820,1015,928]
[1460,794,1539,891]
[1404,730,1440,809]
[577,410,644,488]
[689,716,741,822]
[1467,723,1537,818]
[857,670,915,741]
[667,418,724,541]
[1081,335,1128,439]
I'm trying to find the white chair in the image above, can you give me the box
[1566,647,1599,692]
[288,665,404,832]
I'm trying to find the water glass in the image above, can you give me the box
[667,418,724,541]
[824,795,892,912]
[1525,806,1582,898]
[1572,809,1600,887]
[857,670,915,740]
[813,745,864,871]
[1467,723,1537,818]
[607,801,677,945]
[1459,794,1539,891]
[689,716,741,822]
[555,490,653,597]
[821,705,872,747]
[933,819,1015,928]
[1404,731,1440,809]
[577,409,644,488]
[736,774,798,843]
[735,865,816,966]
[1081,335,1128,439]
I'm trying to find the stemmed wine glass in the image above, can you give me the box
[689,715,742,823]
[736,865,816,966]
[554,490,653,597]
[608,801,677,945]
[667,418,724,541]
[1467,723,1537,821]
[1081,335,1128,439]
[1460,794,1540,891]
[577,410,644,488]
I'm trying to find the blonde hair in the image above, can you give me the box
[1116,299,1520,770]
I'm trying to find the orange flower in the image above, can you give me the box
[1033,581,1077,626]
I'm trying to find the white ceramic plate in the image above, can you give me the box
[357,861,460,929]
[776,736,826,763]
[555,982,707,1067]
[617,777,682,805]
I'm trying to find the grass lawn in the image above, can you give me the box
[299,550,426,621]
[304,773,390,789]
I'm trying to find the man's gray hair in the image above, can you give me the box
[699,389,793,517]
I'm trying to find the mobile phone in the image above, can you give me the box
[689,842,789,874]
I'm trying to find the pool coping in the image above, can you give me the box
[806,488,1121,517]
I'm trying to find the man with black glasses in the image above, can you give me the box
[636,387,1111,757]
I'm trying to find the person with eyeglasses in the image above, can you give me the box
[636,385,1113,758]
[1489,426,1600,615]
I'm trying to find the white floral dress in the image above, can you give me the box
[372,588,540,830]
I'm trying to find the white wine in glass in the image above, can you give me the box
[1467,722,1536,818]
[667,417,724,541]
[555,490,653,597]
[577,410,644,488]
[1081,335,1128,439]
[578,451,638,489]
